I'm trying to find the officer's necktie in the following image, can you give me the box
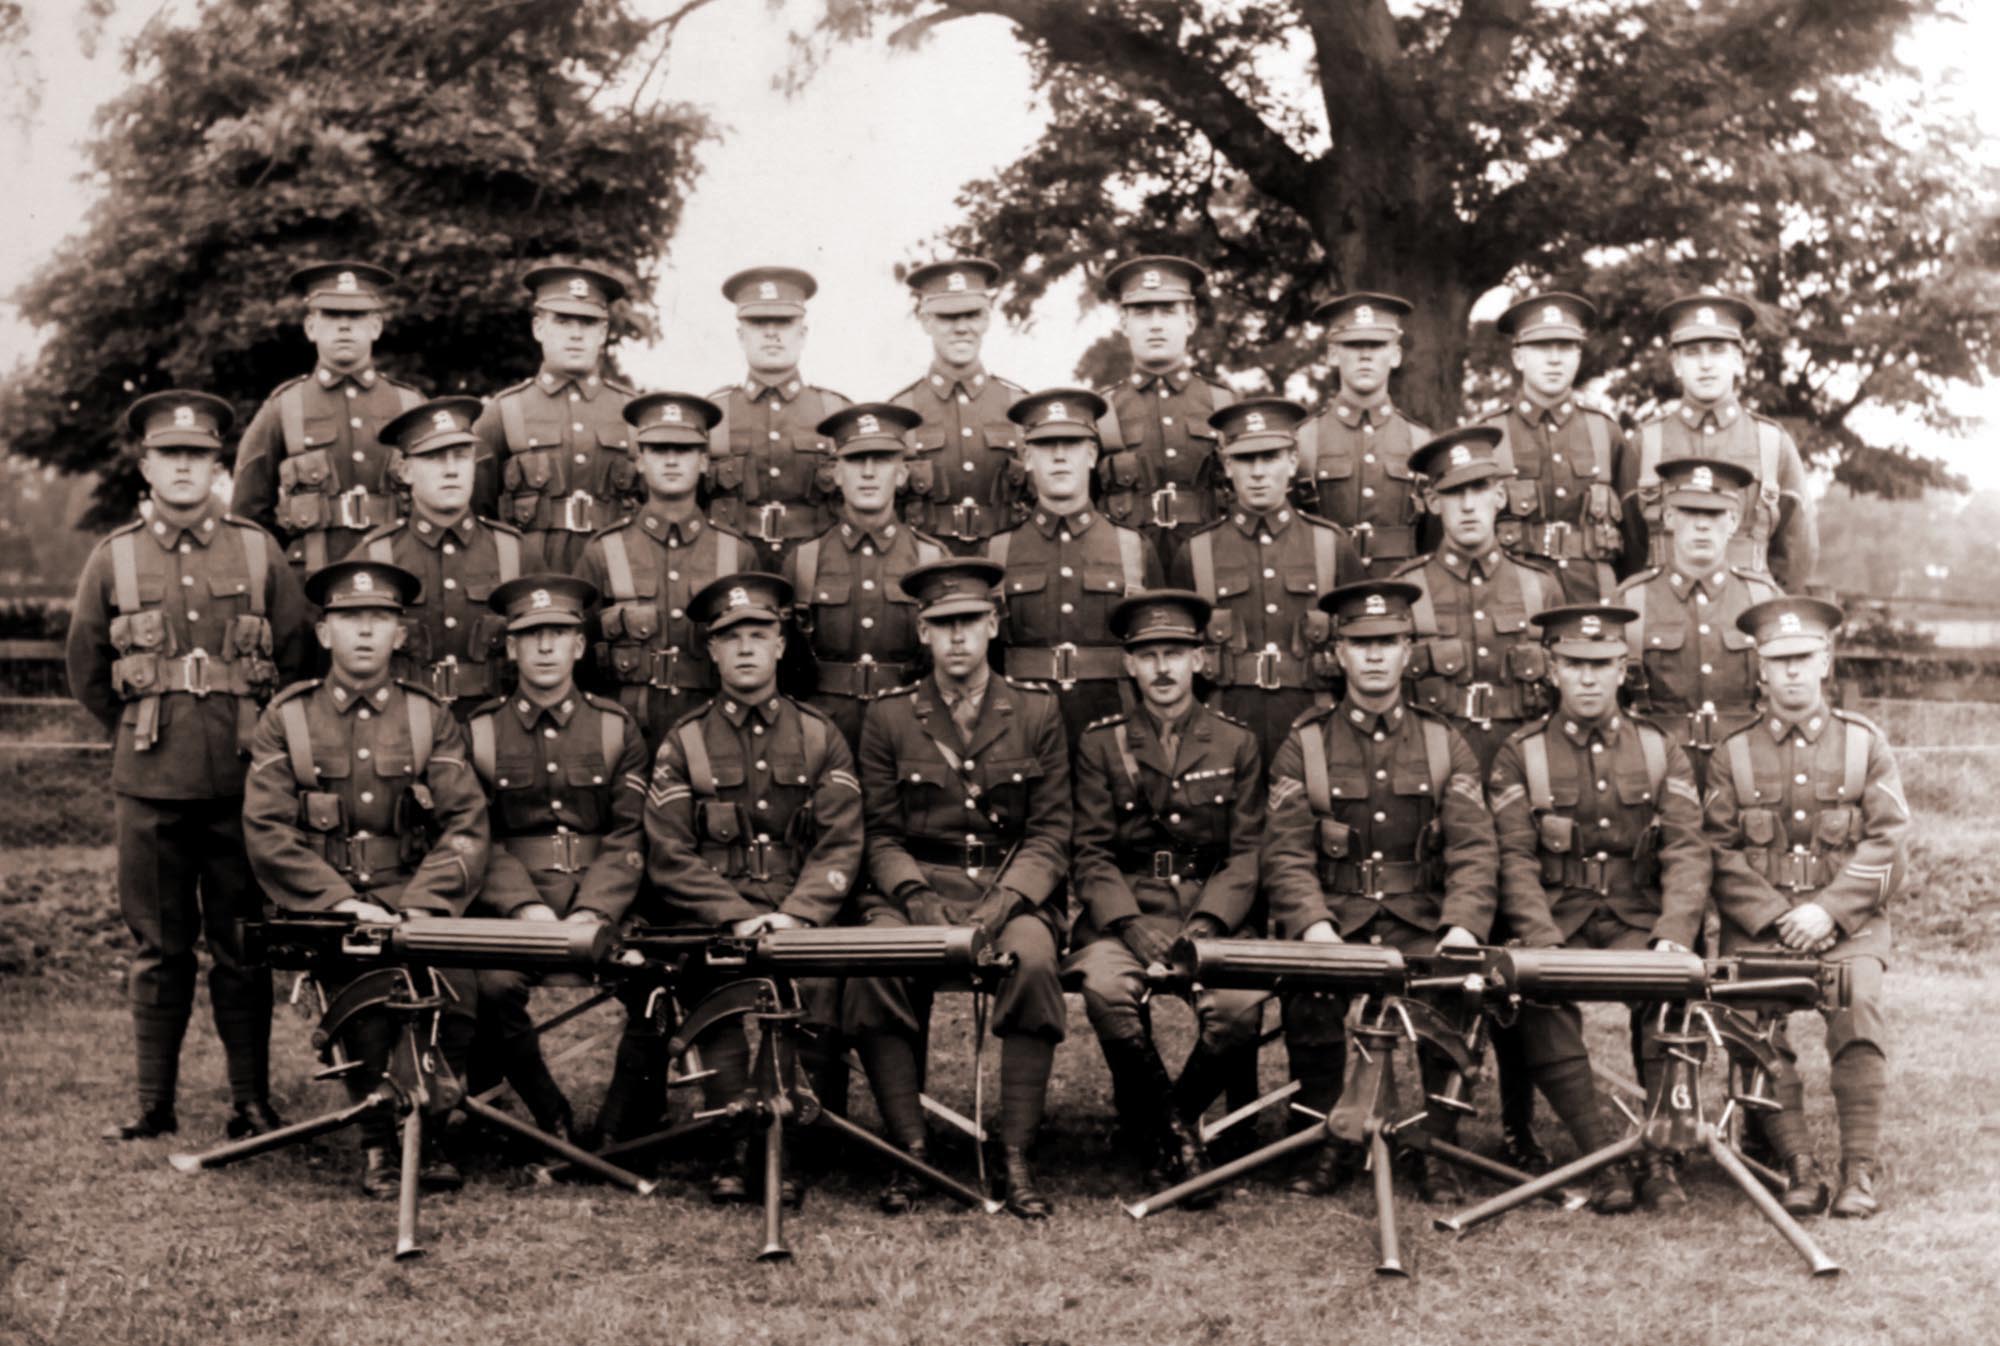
[947,689,980,740]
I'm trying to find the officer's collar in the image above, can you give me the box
[928,360,987,397]
[838,515,899,552]
[640,505,704,544]
[1230,506,1295,539]
[1141,699,1197,747]
[1678,397,1741,432]
[1132,360,1193,393]
[720,692,784,726]
[329,675,394,715]
[1518,394,1574,428]
[513,689,579,731]
[1333,396,1393,429]
[411,506,474,548]
[1668,564,1727,601]
[744,373,803,403]
[147,500,219,550]
[1441,544,1503,579]
[935,661,991,708]
[1560,710,1623,748]
[538,366,604,400]
[1767,704,1830,743]
[1031,504,1095,539]
[1339,696,1405,737]
[316,364,378,390]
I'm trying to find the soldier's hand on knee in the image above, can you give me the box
[1436,925,1479,953]
[335,898,399,924]
[730,912,806,937]
[562,909,605,926]
[1651,938,1690,954]
[1180,913,1227,944]
[1300,920,1341,944]
[517,904,559,923]
[1775,902,1834,950]
[1118,919,1174,970]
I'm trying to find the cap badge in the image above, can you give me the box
[661,404,683,424]
[1691,466,1714,491]
[1364,594,1387,616]
[172,405,196,429]
[1355,305,1374,325]
[1449,445,1472,467]
[1580,615,1603,636]
[336,271,358,292]
[1245,411,1266,433]
[1543,305,1563,325]
[1778,612,1803,635]
[1696,306,1716,327]
[857,413,880,435]
[567,278,590,299]
[1046,401,1066,422]
[531,589,552,610]
[353,572,374,593]
[432,409,456,433]
[947,272,966,292]
[758,281,778,300]
[1142,269,1161,289]
[727,587,750,610]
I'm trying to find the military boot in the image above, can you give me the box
[1637,1152,1688,1211]
[103,1106,178,1141]
[1779,1154,1830,1217]
[709,1135,752,1204]
[359,1146,398,1200]
[1288,1140,1361,1196]
[1001,1144,1052,1220]
[225,1099,286,1140]
[879,1139,928,1215]
[1831,1159,1880,1219]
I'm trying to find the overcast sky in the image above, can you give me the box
[3,0,1995,484]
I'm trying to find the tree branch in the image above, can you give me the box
[1439,0,1532,76]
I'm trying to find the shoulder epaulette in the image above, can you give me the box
[1729,564,1781,589]
[1509,553,1562,577]
[794,698,838,728]
[1084,711,1128,732]
[995,375,1029,396]
[262,374,309,401]
[480,517,525,537]
[1299,511,1345,532]
[603,375,637,396]
[106,516,147,539]
[583,690,635,719]
[490,378,537,400]
[379,371,425,391]
[879,682,922,700]
[269,678,322,706]
[465,695,508,718]
[887,378,923,403]
[355,519,406,546]
[1385,555,1431,579]
[1613,567,1665,596]
[1207,705,1253,732]
[1002,674,1057,699]
[705,384,737,402]
[1832,708,1888,742]
[1579,403,1618,422]
[394,678,449,707]
[668,700,718,731]
[1409,703,1455,726]
[1502,714,1554,747]
[906,525,951,550]
[590,516,637,540]
[1186,516,1227,538]
[1287,703,1338,732]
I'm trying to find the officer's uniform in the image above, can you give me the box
[1486,605,1711,1208]
[361,398,544,715]
[242,560,490,1184]
[471,265,640,572]
[231,263,426,575]
[1092,257,1237,570]
[783,403,949,750]
[1067,591,1267,1177]
[1391,428,1593,769]
[889,259,1030,555]
[1614,456,1784,787]
[987,389,1162,741]
[464,576,649,1136]
[1705,597,1906,1217]
[848,559,1072,1216]
[1477,293,1627,597]
[704,267,850,565]
[67,392,312,1138]
[1261,581,1499,1196]
[1618,294,1818,589]
[1295,294,1434,576]
[574,392,753,750]
[1169,398,1361,764]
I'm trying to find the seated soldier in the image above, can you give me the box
[464,575,649,1143]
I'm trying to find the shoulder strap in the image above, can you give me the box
[914,537,944,565]
[1421,715,1451,795]
[1583,412,1610,481]
[499,391,528,452]
[1840,719,1869,802]
[601,705,624,767]
[600,530,637,602]
[366,535,396,563]
[987,531,1011,570]
[714,532,739,577]
[1300,723,1331,817]
[1625,578,1648,657]
[1514,561,1549,617]
[493,529,520,582]
[1097,398,1126,452]
[1190,530,1217,602]
[1490,417,1516,475]
[1408,570,1440,638]
[279,383,307,458]
[1209,382,1236,412]
[1638,421,1665,487]
[470,712,497,785]
[1726,732,1758,804]
[394,383,423,412]
[676,720,716,797]
[1523,730,1553,812]
[1637,722,1667,798]
[802,710,828,773]
[1117,526,1144,590]
[406,693,434,776]
[279,697,318,788]
[110,532,141,613]
[795,537,820,603]
[240,525,268,618]
[1111,722,1142,796]
[1756,419,1781,486]
[1312,525,1335,595]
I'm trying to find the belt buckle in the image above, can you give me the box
[855,653,877,699]
[1150,483,1178,528]
[552,829,581,874]
[1689,701,1719,751]
[963,838,987,873]
[561,491,596,533]
[1254,644,1282,691]
[1358,857,1383,900]
[1582,853,1610,895]
[1152,849,1176,881]
[1052,642,1077,685]
[745,838,771,882]
[1781,849,1814,891]
[181,648,212,697]
[430,655,460,701]
[757,502,787,542]
[1540,521,1571,557]
[336,487,371,531]
[649,647,680,689]
[951,499,980,540]
[1351,521,1375,565]
[1463,681,1495,722]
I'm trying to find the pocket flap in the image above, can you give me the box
[981,423,1020,451]
[1425,638,1468,678]
[283,450,333,487]
[1005,569,1049,596]
[912,426,948,453]
[1504,480,1541,516]
[1081,566,1127,595]
[1742,808,1778,847]
[810,574,853,605]
[300,419,340,451]
[1282,568,1319,596]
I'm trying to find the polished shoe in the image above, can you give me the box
[1499,1126,1552,1176]
[1831,1159,1880,1219]
[1637,1154,1688,1212]
[103,1106,178,1141]
[419,1143,464,1193]
[1588,1161,1638,1215]
[879,1141,928,1215]
[1288,1140,1360,1197]
[1779,1154,1830,1217]
[709,1138,751,1204]
[1000,1145,1052,1220]
[1417,1154,1467,1207]
[359,1145,398,1199]
[224,1099,285,1140]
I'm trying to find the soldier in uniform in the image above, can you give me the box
[888,259,1030,555]
[231,261,426,577]
[1262,580,1499,1203]
[1295,293,1433,577]
[242,559,490,1195]
[1705,597,1907,1219]
[641,573,863,1203]
[1478,292,1628,597]
[846,559,1072,1218]
[1614,456,1784,790]
[1618,294,1818,589]
[1169,397,1361,765]
[1067,590,1268,1191]
[783,402,949,751]
[1092,255,1238,570]
[463,575,649,1142]
[69,391,312,1140]
[361,397,542,717]
[704,267,851,566]
[986,388,1162,741]
[576,392,752,752]
[1486,604,1711,1212]
[471,264,640,572]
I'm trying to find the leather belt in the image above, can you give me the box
[121,649,259,698]
[544,491,604,534]
[1115,845,1227,882]
[905,836,1008,870]
[1324,858,1429,898]
[1005,643,1127,684]
[817,657,914,699]
[1416,677,1533,723]
[933,498,1002,542]
[331,488,399,532]
[1768,847,1834,893]
[1217,646,1313,691]
[1346,522,1418,565]
[1547,852,1641,897]
[502,831,603,874]
[1145,483,1210,528]
[318,832,409,883]
[625,647,715,691]
[425,656,498,701]
[1654,702,1754,753]
[1506,519,1592,560]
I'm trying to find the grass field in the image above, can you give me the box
[4,801,1999,1346]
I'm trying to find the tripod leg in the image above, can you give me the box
[457,1094,657,1195]
[587,1111,732,1168]
[1199,1080,1302,1146]
[1369,1123,1406,1278]
[395,1107,424,1261]
[811,1107,1003,1214]
[169,1094,386,1173]
[1395,1131,1569,1206]
[1124,1122,1326,1219]
[756,1106,790,1263]
[1705,1130,1840,1277]
[1434,1133,1645,1234]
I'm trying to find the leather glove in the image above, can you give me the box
[1119,920,1175,970]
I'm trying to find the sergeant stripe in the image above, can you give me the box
[1450,774,1487,806]
[622,773,649,792]
[1666,779,1701,804]
[826,769,861,794]
[1268,778,1302,811]
[1487,783,1526,813]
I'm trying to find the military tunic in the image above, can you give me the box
[471,367,640,572]
[782,514,948,751]
[1294,398,1434,576]
[1094,363,1236,569]
[1169,505,1361,764]
[890,362,1029,553]
[1615,564,1784,781]
[573,506,752,750]
[1067,702,1266,1051]
[986,506,1162,740]
[1477,397,1627,595]
[1620,400,1818,589]
[231,365,426,573]
[704,375,851,563]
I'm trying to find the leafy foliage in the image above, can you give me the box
[0,0,711,524]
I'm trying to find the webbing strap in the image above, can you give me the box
[366,536,395,563]
[914,537,944,566]
[676,721,716,797]
[1727,733,1758,804]
[1756,421,1780,490]
[794,538,820,605]
[280,697,318,788]
[715,533,740,577]
[1637,723,1667,799]
[494,529,520,582]
[1638,421,1665,487]
[1191,530,1216,602]
[1492,419,1516,476]
[470,713,497,785]
[1524,731,1552,812]
[1583,413,1610,481]
[499,394,528,453]
[1097,398,1126,451]
[1313,525,1335,595]
[279,384,306,458]
[1300,723,1331,816]
[1409,570,1440,638]
[987,531,1010,569]
[1513,560,1549,619]
[1625,579,1648,657]
[1841,721,1868,802]
[394,385,422,412]
[303,532,328,572]
[601,705,624,769]
[407,693,433,776]
[241,525,268,618]
[1420,716,1450,794]
[802,711,827,774]
[1117,527,1144,590]
[1112,721,1142,798]
[601,530,637,602]
[110,533,141,613]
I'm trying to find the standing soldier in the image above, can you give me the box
[576,392,752,751]
[231,261,425,576]
[242,559,490,1195]
[1706,597,1907,1220]
[1619,294,1818,589]
[1485,604,1711,1213]
[1478,292,1628,597]
[69,391,312,1141]
[784,402,949,750]
[889,259,1029,556]
[1295,293,1433,577]
[1067,590,1268,1192]
[705,267,851,566]
[464,576,649,1143]
[471,264,640,573]
[1169,397,1361,765]
[1614,456,1784,789]
[986,388,1162,741]
[1261,580,1499,1204]
[361,397,542,717]
[641,574,863,1204]
[1092,256,1237,570]
[846,559,1072,1218]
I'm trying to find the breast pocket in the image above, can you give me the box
[1282,568,1320,600]
[1005,568,1049,601]
[1080,565,1127,598]
[809,573,852,607]
[981,755,1044,824]
[491,751,539,791]
[1721,625,1755,653]
[565,757,611,789]
[980,423,1020,454]
[1213,567,1250,602]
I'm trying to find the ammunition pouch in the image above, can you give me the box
[597,601,659,644]
[109,610,167,658]
[1317,818,1354,861]
[1505,643,1549,686]
[111,649,259,700]
[1099,450,1145,524]
[602,642,716,691]
[1536,812,1577,855]
[697,799,746,848]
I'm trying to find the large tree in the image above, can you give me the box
[802,0,2000,494]
[0,0,712,524]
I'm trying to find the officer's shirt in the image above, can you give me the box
[990,507,1162,648]
[231,365,423,555]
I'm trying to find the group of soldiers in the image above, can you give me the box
[68,253,1904,1226]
